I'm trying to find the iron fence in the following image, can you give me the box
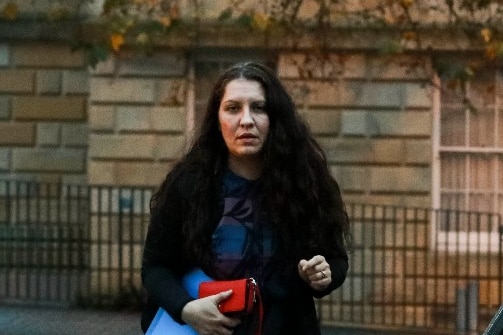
[0,180,502,333]
[318,203,503,334]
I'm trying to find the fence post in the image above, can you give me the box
[457,286,468,333]
[467,281,479,333]
[456,282,480,334]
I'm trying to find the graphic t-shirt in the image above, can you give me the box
[211,169,274,283]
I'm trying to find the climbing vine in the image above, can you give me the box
[2,0,503,83]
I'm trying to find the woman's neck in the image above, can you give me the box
[228,156,263,180]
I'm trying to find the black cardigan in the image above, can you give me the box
[141,171,349,334]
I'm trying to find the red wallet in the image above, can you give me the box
[198,278,257,316]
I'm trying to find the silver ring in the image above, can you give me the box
[320,270,327,279]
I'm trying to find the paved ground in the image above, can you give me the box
[0,305,424,335]
[0,305,143,335]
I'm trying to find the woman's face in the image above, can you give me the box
[218,78,270,165]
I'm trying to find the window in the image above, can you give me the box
[432,67,503,252]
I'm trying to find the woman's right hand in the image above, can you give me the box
[181,290,241,335]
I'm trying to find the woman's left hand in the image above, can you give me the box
[298,255,332,291]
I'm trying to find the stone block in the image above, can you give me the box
[36,70,61,94]
[340,110,369,136]
[0,122,35,145]
[358,83,431,109]
[88,161,115,185]
[284,80,348,106]
[150,107,185,132]
[330,165,369,191]
[319,138,372,163]
[0,69,34,93]
[368,55,431,80]
[0,96,10,119]
[153,135,186,160]
[371,139,407,164]
[370,167,431,193]
[110,52,186,77]
[116,106,185,132]
[285,81,431,109]
[62,124,89,147]
[37,123,61,147]
[156,79,186,105]
[89,105,115,131]
[278,53,366,79]
[89,134,155,159]
[12,96,86,121]
[89,57,115,75]
[300,109,341,135]
[63,70,89,94]
[0,149,10,170]
[116,107,151,132]
[341,110,431,137]
[90,78,155,103]
[88,160,170,186]
[375,111,431,136]
[114,162,170,186]
[344,193,431,208]
[405,139,432,164]
[0,44,9,66]
[12,148,86,172]
[320,138,406,164]
[13,43,85,68]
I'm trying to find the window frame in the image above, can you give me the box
[432,71,503,252]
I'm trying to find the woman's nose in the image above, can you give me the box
[240,107,254,126]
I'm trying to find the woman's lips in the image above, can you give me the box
[237,133,257,139]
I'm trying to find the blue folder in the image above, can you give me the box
[146,269,213,335]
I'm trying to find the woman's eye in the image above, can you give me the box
[252,103,266,113]
[226,105,240,113]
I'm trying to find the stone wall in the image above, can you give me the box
[278,53,433,208]
[0,41,89,184]
[0,44,434,207]
[88,52,188,187]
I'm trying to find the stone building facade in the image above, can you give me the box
[1,2,502,331]
[0,40,434,208]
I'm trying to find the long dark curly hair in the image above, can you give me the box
[151,62,350,272]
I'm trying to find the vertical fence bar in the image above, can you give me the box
[457,286,468,332]
[360,203,367,325]
[432,209,440,328]
[468,281,479,332]
[499,215,503,305]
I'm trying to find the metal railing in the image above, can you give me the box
[1,180,502,333]
[0,180,152,308]
[318,203,503,333]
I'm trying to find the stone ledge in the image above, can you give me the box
[0,20,484,53]
[0,20,80,41]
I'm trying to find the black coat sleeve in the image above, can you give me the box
[141,184,194,327]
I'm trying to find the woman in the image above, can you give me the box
[141,62,350,335]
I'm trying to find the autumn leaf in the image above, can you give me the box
[402,31,417,41]
[158,15,171,27]
[485,44,497,60]
[110,33,125,52]
[400,0,414,9]
[486,42,503,61]
[480,28,491,43]
[2,2,18,21]
[252,12,270,31]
